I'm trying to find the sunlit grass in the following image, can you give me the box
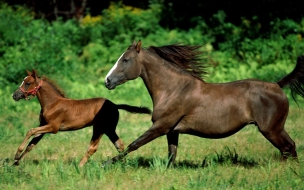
[1,85,304,189]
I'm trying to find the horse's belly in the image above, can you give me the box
[59,118,93,131]
[173,114,249,139]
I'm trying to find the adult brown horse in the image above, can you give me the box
[104,40,304,165]
[12,69,151,166]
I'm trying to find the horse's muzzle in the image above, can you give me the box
[105,77,116,90]
[12,90,24,101]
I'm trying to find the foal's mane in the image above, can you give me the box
[41,76,66,98]
[147,44,208,80]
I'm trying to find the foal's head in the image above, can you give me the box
[105,40,143,90]
[12,69,66,101]
[12,70,42,101]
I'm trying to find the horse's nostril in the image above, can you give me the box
[12,93,17,100]
[106,78,110,85]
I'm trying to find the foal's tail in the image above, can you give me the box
[116,104,152,114]
[277,56,304,100]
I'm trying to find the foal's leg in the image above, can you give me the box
[106,131,124,153]
[166,132,179,166]
[79,101,122,167]
[79,124,104,167]
[13,111,46,165]
[13,134,45,165]
[14,124,56,162]
[80,100,123,167]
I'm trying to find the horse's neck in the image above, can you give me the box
[36,81,63,108]
[140,53,194,100]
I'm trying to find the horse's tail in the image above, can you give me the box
[116,104,152,114]
[277,56,304,100]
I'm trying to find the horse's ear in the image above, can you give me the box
[135,40,142,53]
[26,70,32,76]
[132,40,137,46]
[32,69,38,78]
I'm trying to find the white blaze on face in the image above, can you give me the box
[19,76,29,87]
[105,52,125,80]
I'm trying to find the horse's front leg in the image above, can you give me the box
[166,132,179,166]
[14,124,55,162]
[103,121,172,165]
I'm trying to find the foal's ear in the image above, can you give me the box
[26,70,32,76]
[31,69,38,78]
[135,40,142,53]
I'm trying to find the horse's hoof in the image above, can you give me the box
[102,160,113,167]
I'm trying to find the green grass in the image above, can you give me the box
[2,82,304,189]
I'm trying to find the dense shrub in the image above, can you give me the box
[0,1,303,90]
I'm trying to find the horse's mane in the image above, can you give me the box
[41,76,66,98]
[147,44,208,80]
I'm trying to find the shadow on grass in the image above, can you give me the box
[4,146,296,171]
[121,147,261,169]
[201,146,259,168]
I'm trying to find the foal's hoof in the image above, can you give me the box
[12,160,20,166]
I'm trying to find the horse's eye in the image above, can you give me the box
[25,82,31,86]
[123,59,128,63]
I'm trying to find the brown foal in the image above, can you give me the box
[12,69,151,166]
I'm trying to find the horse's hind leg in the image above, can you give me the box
[78,128,123,167]
[259,122,297,160]
[100,100,124,153]
[79,100,122,167]
[166,132,179,166]
[279,130,297,159]
[79,124,104,167]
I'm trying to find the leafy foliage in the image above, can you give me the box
[0,1,304,100]
[1,2,304,189]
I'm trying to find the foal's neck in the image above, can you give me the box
[36,79,63,108]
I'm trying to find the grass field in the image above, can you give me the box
[1,81,304,190]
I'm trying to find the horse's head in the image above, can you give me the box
[105,40,143,90]
[12,69,42,101]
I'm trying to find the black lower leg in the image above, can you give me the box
[167,132,179,166]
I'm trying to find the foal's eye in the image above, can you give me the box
[122,59,128,63]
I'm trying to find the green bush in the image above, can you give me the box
[99,2,162,45]
[0,1,304,93]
